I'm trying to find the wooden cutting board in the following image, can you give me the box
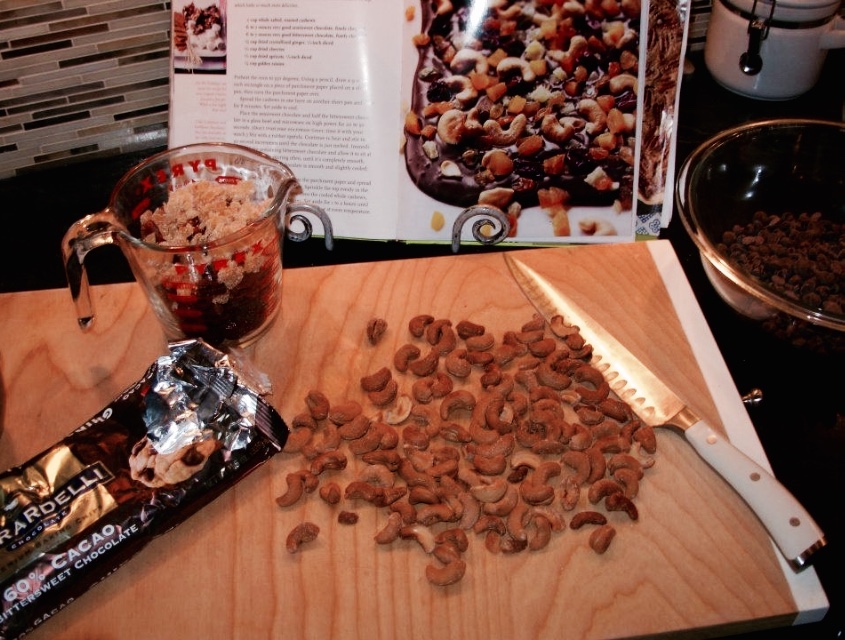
[0,241,826,639]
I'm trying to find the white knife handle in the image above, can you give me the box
[684,419,826,571]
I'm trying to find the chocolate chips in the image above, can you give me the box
[718,210,844,352]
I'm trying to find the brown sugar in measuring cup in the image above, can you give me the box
[62,143,332,348]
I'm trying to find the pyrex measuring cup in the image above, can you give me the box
[62,143,332,347]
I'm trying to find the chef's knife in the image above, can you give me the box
[504,253,825,571]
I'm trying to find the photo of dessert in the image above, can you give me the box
[173,0,227,73]
[401,0,642,240]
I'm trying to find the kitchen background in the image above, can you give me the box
[0,0,717,180]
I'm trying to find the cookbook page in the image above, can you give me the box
[169,0,403,241]
[169,1,681,245]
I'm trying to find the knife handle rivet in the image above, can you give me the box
[706,434,718,445]
[749,472,761,482]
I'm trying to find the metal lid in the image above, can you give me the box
[721,0,841,24]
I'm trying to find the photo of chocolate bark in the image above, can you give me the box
[402,0,641,238]
[173,0,227,73]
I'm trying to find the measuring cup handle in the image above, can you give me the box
[61,211,120,330]
[285,202,334,251]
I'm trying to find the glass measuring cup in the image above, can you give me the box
[62,143,332,347]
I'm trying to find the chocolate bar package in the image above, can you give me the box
[0,341,288,640]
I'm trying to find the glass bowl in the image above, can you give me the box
[676,118,845,354]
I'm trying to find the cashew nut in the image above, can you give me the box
[445,75,478,107]
[393,343,421,372]
[400,524,437,553]
[469,476,509,503]
[482,482,519,516]
[570,510,608,530]
[360,366,392,392]
[589,524,616,554]
[291,411,317,431]
[506,500,530,541]
[559,476,581,511]
[338,413,371,440]
[374,511,404,544]
[510,449,543,470]
[445,348,472,378]
[310,450,348,475]
[437,109,466,145]
[527,513,554,550]
[408,348,440,377]
[398,459,438,491]
[305,390,330,421]
[585,446,607,484]
[562,450,591,485]
[536,361,572,390]
[301,422,341,458]
[633,423,657,453]
[612,466,641,499]
[361,449,402,471]
[477,186,515,209]
[358,463,395,487]
[531,504,568,532]
[496,57,537,83]
[520,460,562,505]
[440,389,477,420]
[465,332,496,352]
[457,491,481,530]
[348,422,383,456]
[569,423,593,451]
[472,514,507,536]
[417,503,456,527]
[328,400,362,426]
[607,453,644,477]
[286,521,320,553]
[436,528,469,553]
[473,432,515,458]
[369,378,399,407]
[608,72,638,94]
[275,469,319,508]
[450,48,489,75]
[577,98,607,135]
[425,544,467,586]
[605,492,639,520]
[481,113,528,146]
[473,452,507,476]
[587,477,624,504]
[319,481,342,505]
[539,114,575,144]
[408,314,434,337]
[390,498,417,525]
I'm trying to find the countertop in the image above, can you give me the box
[1,49,843,639]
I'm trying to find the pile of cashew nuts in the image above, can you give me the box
[278,312,657,587]
[404,0,641,237]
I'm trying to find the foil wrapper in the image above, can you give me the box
[145,340,274,455]
[0,340,288,640]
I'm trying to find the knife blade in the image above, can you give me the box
[504,253,825,571]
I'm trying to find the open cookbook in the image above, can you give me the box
[168,0,690,246]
